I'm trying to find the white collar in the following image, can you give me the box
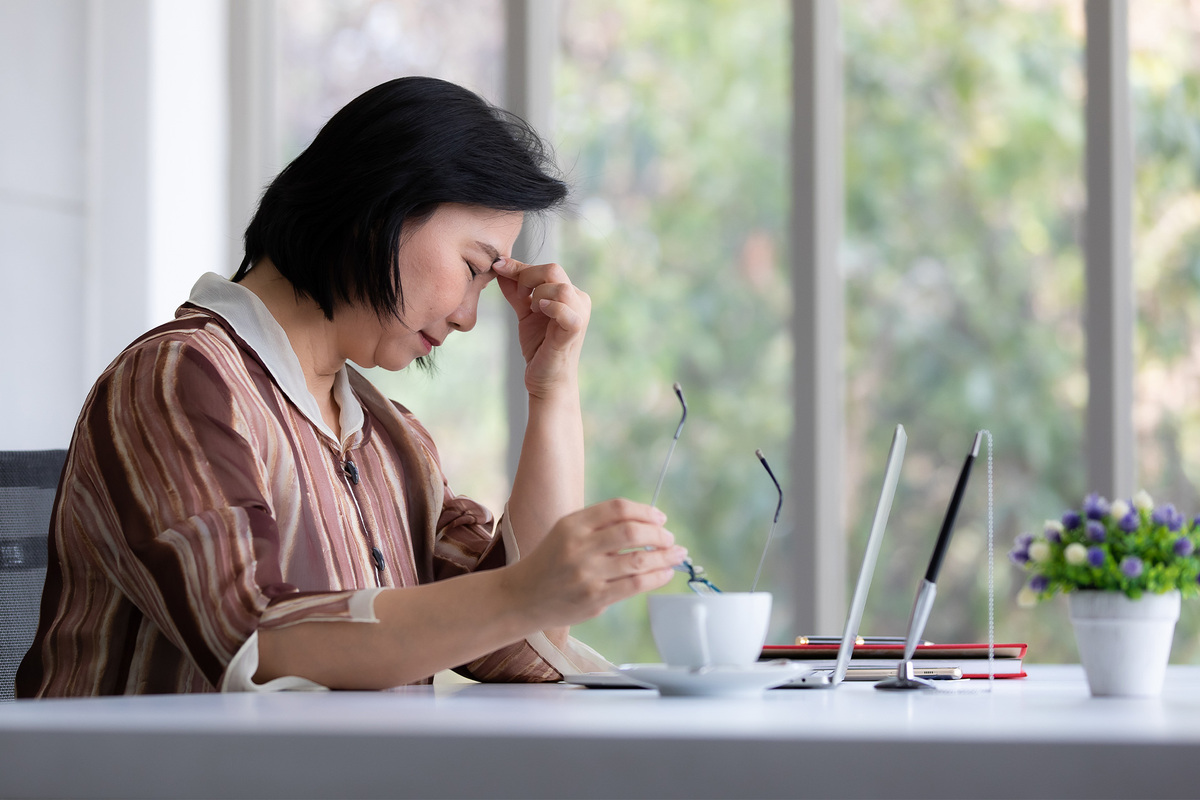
[186,272,364,447]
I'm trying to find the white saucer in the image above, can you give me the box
[616,661,812,697]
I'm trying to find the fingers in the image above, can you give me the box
[535,299,585,335]
[494,258,587,314]
[565,499,685,582]
[514,498,686,626]
[572,497,668,531]
[530,280,577,308]
[492,257,571,290]
[613,542,688,574]
[605,566,678,598]
[592,520,677,556]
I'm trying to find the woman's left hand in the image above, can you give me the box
[493,258,591,399]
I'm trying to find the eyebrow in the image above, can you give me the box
[474,241,502,267]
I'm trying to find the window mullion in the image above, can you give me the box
[1084,0,1135,499]
[791,0,845,634]
[503,0,560,485]
[228,0,278,273]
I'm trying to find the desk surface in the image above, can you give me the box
[2,665,1199,799]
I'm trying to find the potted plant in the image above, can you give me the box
[1010,491,1200,697]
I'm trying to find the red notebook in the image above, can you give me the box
[762,642,1028,679]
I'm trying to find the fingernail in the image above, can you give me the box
[652,508,668,524]
[538,298,552,312]
[673,546,689,561]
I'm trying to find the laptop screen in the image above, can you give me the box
[832,423,906,684]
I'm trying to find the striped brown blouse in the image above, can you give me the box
[17,275,600,696]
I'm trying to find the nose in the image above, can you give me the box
[447,284,483,333]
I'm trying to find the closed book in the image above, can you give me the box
[762,642,1028,679]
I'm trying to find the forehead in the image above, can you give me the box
[423,204,524,249]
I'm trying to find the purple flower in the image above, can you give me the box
[1120,556,1144,579]
[1009,534,1033,564]
[1030,575,1049,592]
[1174,538,1195,557]
[1151,504,1185,532]
[1086,520,1106,542]
[1152,504,1173,527]
[1062,510,1082,530]
[1083,493,1110,520]
[1087,546,1106,568]
[1045,528,1062,544]
[1118,511,1140,533]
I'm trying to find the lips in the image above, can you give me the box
[420,332,442,353]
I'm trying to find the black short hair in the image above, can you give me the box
[234,76,568,320]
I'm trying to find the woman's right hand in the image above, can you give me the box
[502,498,686,630]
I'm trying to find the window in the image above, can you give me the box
[843,0,1086,659]
[558,0,790,659]
[264,0,1199,666]
[1131,1,1200,661]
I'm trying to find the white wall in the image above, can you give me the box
[147,0,229,324]
[0,0,229,449]
[1,0,87,449]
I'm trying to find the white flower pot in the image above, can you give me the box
[1067,590,1180,697]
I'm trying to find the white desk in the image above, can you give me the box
[1,665,1198,799]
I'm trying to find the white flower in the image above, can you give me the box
[1109,499,1131,520]
[1065,542,1088,566]
[1133,490,1154,511]
[1017,587,1039,608]
[1044,520,1064,535]
[1028,541,1051,563]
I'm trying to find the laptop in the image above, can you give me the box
[778,423,906,687]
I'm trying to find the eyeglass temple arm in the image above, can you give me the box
[751,449,783,592]
[650,383,688,510]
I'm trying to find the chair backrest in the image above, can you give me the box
[0,449,66,701]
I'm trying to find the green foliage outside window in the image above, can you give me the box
[279,0,1200,667]
[841,0,1088,657]
[558,0,792,662]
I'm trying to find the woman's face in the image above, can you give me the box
[336,203,524,371]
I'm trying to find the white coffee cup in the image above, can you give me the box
[648,592,772,670]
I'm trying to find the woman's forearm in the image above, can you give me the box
[506,385,585,648]
[507,384,585,553]
[254,569,531,689]
[253,499,682,689]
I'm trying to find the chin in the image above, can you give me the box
[349,350,414,372]
[377,355,417,372]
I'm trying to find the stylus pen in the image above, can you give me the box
[899,431,983,662]
[925,430,982,583]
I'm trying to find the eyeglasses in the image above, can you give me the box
[651,385,786,596]
[651,384,720,594]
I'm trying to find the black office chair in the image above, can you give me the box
[0,449,66,701]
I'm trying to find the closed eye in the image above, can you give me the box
[466,256,504,282]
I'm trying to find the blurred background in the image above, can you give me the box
[3,0,1198,665]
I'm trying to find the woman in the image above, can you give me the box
[17,77,684,695]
